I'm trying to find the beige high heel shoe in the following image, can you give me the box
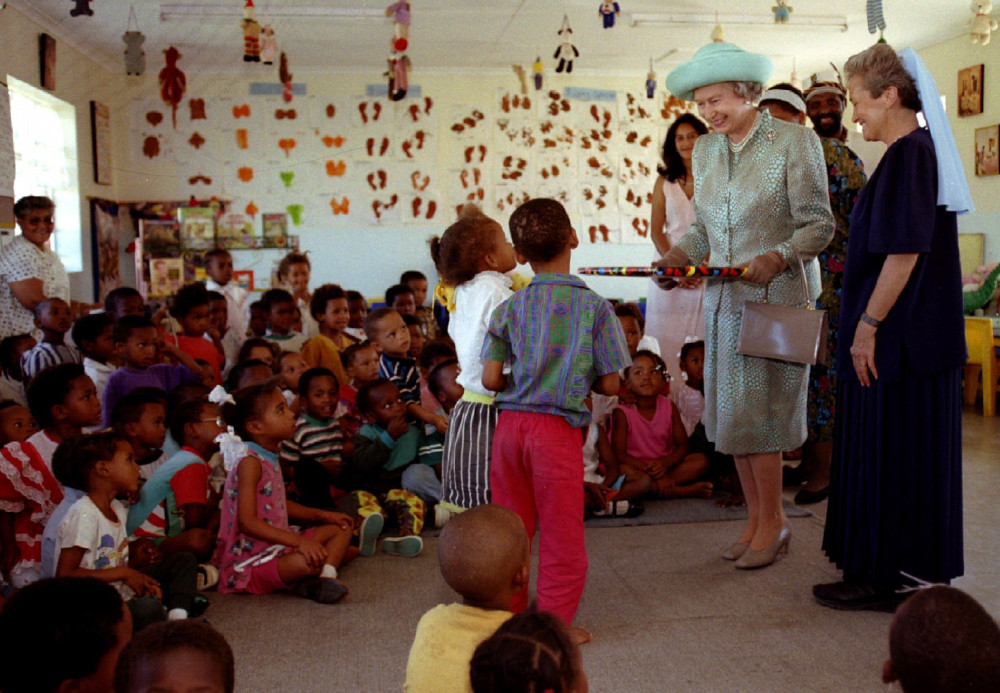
[734,522,791,570]
[722,541,750,561]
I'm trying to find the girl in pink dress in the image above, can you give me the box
[213,381,358,603]
[646,113,709,382]
[611,351,712,499]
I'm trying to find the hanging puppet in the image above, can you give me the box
[70,0,94,17]
[646,60,657,99]
[772,2,792,23]
[242,0,261,62]
[279,51,294,102]
[513,65,529,94]
[123,7,145,75]
[158,46,186,128]
[388,45,412,101]
[554,15,579,74]
[866,0,886,35]
[971,2,998,46]
[386,1,411,50]
[532,55,544,90]
[598,2,620,29]
[261,24,278,64]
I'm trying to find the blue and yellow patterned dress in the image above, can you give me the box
[674,110,834,454]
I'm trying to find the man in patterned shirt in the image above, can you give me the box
[482,198,630,644]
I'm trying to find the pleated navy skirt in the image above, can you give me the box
[822,367,964,586]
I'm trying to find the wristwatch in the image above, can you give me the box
[859,312,882,328]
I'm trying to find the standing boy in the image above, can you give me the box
[19,298,81,386]
[481,198,630,642]
[204,249,249,342]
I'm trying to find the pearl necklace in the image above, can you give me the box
[728,111,760,153]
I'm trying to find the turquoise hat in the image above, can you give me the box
[666,42,774,101]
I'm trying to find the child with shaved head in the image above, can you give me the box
[404,504,530,693]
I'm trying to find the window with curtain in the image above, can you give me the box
[7,75,82,272]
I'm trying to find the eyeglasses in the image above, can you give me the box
[199,417,226,427]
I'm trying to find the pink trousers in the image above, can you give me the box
[490,410,587,625]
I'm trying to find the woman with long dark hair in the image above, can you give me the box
[646,113,709,381]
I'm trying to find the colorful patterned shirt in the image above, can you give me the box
[482,273,630,428]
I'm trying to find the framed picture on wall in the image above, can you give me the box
[974,124,999,176]
[958,64,984,117]
[39,34,56,91]
[90,101,112,185]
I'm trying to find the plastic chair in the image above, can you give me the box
[963,317,998,416]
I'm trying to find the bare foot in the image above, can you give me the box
[677,481,714,498]
[716,493,746,508]
[570,625,593,645]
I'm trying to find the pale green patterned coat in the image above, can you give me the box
[674,110,834,454]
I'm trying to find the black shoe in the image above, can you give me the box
[782,465,808,486]
[794,486,829,505]
[189,594,210,618]
[812,580,906,612]
[294,578,349,604]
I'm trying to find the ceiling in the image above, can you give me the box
[3,1,979,84]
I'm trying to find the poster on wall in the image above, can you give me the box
[958,64,984,117]
[90,199,124,302]
[91,101,113,185]
[974,124,999,176]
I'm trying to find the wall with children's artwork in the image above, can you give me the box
[920,35,1000,264]
[0,7,127,303]
[109,68,692,304]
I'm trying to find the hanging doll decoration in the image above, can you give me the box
[158,46,186,129]
[867,0,887,42]
[261,24,278,64]
[772,1,792,23]
[645,59,657,99]
[513,65,529,94]
[385,1,411,51]
[241,0,261,62]
[279,51,294,102]
[554,15,579,74]
[123,6,145,75]
[598,2,620,29]
[532,55,544,90]
[971,2,998,46]
[69,0,94,17]
[388,45,412,101]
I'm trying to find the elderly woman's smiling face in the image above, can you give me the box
[16,205,55,249]
[693,83,756,139]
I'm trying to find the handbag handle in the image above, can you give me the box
[762,248,813,309]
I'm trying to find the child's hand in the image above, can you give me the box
[124,568,163,598]
[387,416,409,440]
[430,413,448,434]
[128,538,162,572]
[646,459,667,479]
[318,511,353,531]
[583,482,609,512]
[296,537,328,568]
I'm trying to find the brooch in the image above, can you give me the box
[765,128,777,142]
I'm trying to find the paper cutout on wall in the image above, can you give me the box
[189,98,206,120]
[499,91,533,114]
[370,194,399,221]
[280,171,295,187]
[321,135,345,148]
[329,197,350,215]
[232,104,251,119]
[463,145,487,163]
[366,169,388,190]
[188,132,205,149]
[236,129,248,149]
[496,119,536,149]
[287,204,304,226]
[143,136,161,159]
[447,107,485,138]
[278,138,296,157]
[188,174,212,185]
[403,96,434,123]
[404,194,438,221]
[275,108,297,120]
[146,111,164,127]
[245,200,258,218]
[399,130,430,159]
[409,170,430,191]
[326,104,336,118]
[363,136,393,158]
[237,166,254,182]
[356,99,384,126]
[325,160,346,177]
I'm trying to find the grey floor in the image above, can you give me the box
[208,410,1000,692]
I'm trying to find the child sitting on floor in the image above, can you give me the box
[279,367,348,511]
[73,312,117,405]
[582,393,649,518]
[482,198,630,642]
[614,302,661,358]
[385,283,418,319]
[401,269,440,340]
[427,359,464,416]
[54,432,202,630]
[114,619,236,693]
[20,298,81,387]
[403,314,425,360]
[470,609,589,693]
[339,342,381,458]
[277,251,317,339]
[353,378,443,507]
[127,397,224,561]
[208,290,241,376]
[404,504,528,693]
[344,290,369,341]
[261,288,308,354]
[111,388,169,481]
[418,339,458,419]
[102,316,206,429]
[0,334,35,406]
[0,363,102,587]
[213,381,356,602]
[226,359,274,393]
[611,350,712,499]
[165,283,225,387]
[275,350,308,412]
[0,400,38,445]
[302,283,358,387]
[105,286,146,321]
[366,308,447,434]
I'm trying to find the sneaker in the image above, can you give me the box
[190,594,210,618]
[434,504,452,529]
[294,578,349,604]
[358,513,384,557]
[592,499,644,519]
[196,563,219,591]
[382,535,423,557]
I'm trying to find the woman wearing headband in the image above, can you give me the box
[657,42,834,569]
[816,43,969,611]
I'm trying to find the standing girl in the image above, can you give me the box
[214,381,356,603]
[611,350,712,499]
[429,206,518,521]
[646,113,709,381]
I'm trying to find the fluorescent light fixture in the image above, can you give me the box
[630,12,848,32]
[159,4,385,21]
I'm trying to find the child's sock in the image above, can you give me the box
[167,608,188,621]
[320,564,338,580]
